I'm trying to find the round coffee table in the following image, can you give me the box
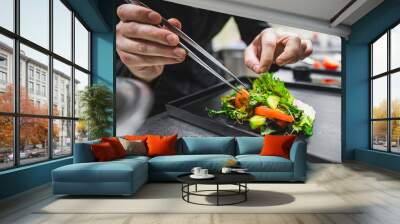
[177,173,255,206]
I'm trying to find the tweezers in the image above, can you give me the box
[125,0,248,92]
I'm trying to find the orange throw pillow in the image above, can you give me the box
[146,134,177,157]
[124,135,148,141]
[260,135,296,159]
[101,137,127,158]
[91,142,117,162]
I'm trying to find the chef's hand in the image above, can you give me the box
[116,4,187,82]
[244,28,313,74]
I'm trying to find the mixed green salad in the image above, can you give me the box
[208,73,315,136]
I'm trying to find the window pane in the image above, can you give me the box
[53,0,72,60]
[372,33,387,76]
[0,0,14,31]
[53,59,72,117]
[75,120,88,143]
[391,24,400,70]
[0,116,13,170]
[0,35,14,113]
[20,44,49,115]
[53,119,72,158]
[391,72,400,118]
[20,117,49,165]
[372,76,387,119]
[391,120,400,153]
[75,18,89,70]
[20,0,49,49]
[74,69,89,118]
[372,121,388,151]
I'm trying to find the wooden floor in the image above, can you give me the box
[1,162,400,224]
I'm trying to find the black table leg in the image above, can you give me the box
[181,184,183,199]
[187,184,190,202]
[216,184,219,206]
[245,183,247,201]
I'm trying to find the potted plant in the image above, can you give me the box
[79,84,113,140]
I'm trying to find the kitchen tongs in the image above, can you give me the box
[125,0,248,92]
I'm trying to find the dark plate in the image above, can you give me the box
[166,77,340,137]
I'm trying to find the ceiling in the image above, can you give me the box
[163,0,384,37]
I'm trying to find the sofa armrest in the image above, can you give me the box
[73,142,97,163]
[289,138,307,181]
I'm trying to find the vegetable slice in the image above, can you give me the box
[234,88,250,109]
[267,95,280,109]
[249,115,266,130]
[254,106,294,123]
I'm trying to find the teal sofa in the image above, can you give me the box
[52,137,307,196]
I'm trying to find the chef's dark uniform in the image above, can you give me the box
[116,0,268,115]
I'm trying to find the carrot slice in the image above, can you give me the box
[235,88,250,109]
[254,106,294,123]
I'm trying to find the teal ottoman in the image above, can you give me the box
[52,156,148,196]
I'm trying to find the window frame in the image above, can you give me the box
[0,0,92,171]
[370,21,400,154]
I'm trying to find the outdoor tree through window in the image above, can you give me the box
[0,0,91,170]
[371,23,400,153]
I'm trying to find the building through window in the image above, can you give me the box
[0,0,91,170]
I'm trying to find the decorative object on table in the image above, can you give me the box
[221,167,249,174]
[79,84,113,140]
[221,167,232,174]
[191,167,202,176]
[225,159,238,168]
[221,159,240,173]
[208,73,316,137]
[177,173,255,206]
[190,167,214,179]
[189,173,215,180]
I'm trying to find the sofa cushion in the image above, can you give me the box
[149,154,235,172]
[180,137,235,155]
[235,137,264,155]
[101,137,127,158]
[115,155,150,163]
[236,155,293,172]
[73,140,100,163]
[53,158,147,183]
[119,138,147,156]
[147,134,177,157]
[124,135,148,142]
[259,135,296,159]
[91,142,118,162]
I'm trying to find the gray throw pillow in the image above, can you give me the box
[118,138,147,156]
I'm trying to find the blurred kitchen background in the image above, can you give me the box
[212,18,341,88]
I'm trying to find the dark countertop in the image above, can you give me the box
[136,112,219,137]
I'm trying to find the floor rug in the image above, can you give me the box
[38,183,362,214]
